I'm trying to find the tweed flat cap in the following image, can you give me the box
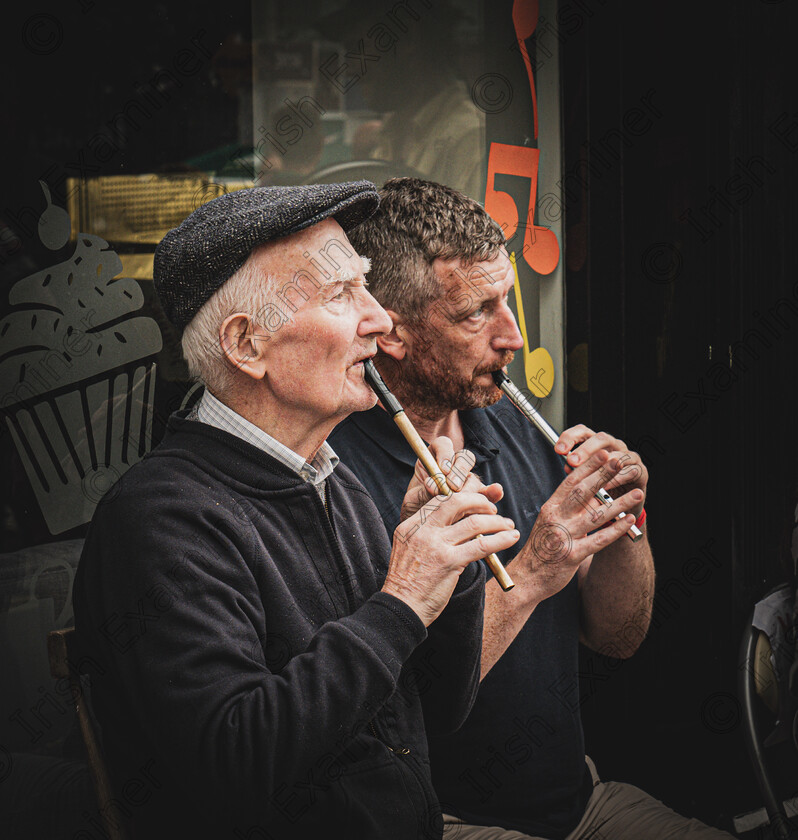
[153,180,379,331]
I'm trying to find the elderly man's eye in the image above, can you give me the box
[467,305,485,319]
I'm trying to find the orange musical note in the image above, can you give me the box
[485,142,559,276]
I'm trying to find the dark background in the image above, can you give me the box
[560,0,798,830]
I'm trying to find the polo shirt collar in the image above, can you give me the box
[348,405,501,468]
[460,408,502,465]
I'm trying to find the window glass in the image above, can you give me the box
[3,4,253,553]
[251,0,486,197]
[1,4,561,805]
[2,0,491,555]
[0,2,254,773]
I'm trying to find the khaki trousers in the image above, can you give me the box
[442,757,735,839]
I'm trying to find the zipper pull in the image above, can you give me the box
[369,719,411,755]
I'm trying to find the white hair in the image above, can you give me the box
[180,249,275,400]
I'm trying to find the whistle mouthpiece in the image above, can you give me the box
[363,359,403,417]
[491,369,509,387]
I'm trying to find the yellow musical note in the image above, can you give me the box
[509,251,554,398]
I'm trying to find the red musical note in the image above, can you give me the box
[485,142,559,275]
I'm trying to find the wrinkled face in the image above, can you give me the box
[400,248,524,418]
[254,218,392,424]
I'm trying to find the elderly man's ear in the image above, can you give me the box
[376,309,410,361]
[220,313,269,380]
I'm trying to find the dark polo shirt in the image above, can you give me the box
[329,399,593,839]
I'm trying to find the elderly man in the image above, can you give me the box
[329,177,735,839]
[73,182,520,840]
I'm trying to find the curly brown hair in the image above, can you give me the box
[346,177,506,323]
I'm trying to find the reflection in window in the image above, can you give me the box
[252,0,486,198]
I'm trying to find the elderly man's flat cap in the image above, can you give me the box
[153,180,379,331]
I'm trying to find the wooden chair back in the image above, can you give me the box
[47,627,130,840]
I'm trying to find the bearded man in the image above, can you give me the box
[329,177,735,840]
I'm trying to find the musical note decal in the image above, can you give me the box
[509,252,554,398]
[512,0,539,139]
[485,142,559,276]
[485,141,559,396]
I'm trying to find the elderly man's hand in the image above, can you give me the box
[383,471,519,627]
[399,437,504,522]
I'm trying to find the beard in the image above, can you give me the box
[383,349,515,421]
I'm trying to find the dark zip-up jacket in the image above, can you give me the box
[74,412,485,839]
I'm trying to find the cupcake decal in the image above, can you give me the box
[0,182,163,534]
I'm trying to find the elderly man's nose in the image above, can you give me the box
[359,290,393,336]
